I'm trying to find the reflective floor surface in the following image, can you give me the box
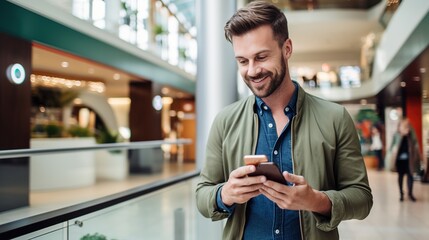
[339,169,429,240]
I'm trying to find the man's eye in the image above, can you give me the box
[238,60,247,65]
[256,56,266,61]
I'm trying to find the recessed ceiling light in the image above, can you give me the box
[400,81,406,87]
[183,103,193,111]
[161,87,170,94]
[113,73,121,80]
[413,76,420,81]
[420,68,426,74]
[61,61,69,68]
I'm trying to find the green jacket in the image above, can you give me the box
[196,84,373,240]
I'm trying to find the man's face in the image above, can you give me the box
[232,25,292,98]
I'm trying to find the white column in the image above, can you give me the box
[196,0,238,170]
[195,0,237,239]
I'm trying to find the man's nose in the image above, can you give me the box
[247,62,261,77]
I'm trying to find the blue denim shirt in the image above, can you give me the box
[216,83,301,239]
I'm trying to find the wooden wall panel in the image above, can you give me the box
[129,81,162,141]
[0,33,31,212]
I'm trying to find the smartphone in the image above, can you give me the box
[244,155,286,184]
[243,155,268,165]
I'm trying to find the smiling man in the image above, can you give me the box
[195,1,373,240]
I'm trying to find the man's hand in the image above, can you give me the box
[259,171,332,216]
[221,165,267,206]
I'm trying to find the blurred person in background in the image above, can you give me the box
[387,118,422,201]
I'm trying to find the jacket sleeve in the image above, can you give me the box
[314,107,373,231]
[195,113,231,221]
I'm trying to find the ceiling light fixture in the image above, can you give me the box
[31,74,105,93]
[161,87,170,95]
[61,61,69,68]
[387,0,400,7]
[113,73,121,80]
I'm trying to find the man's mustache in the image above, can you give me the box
[246,72,271,81]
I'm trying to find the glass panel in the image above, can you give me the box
[92,0,106,29]
[12,223,67,240]
[73,0,91,20]
[68,178,198,240]
[1,143,196,231]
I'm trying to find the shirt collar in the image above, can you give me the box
[255,81,299,116]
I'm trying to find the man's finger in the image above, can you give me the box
[283,171,304,185]
[230,165,256,178]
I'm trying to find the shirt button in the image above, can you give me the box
[274,150,278,155]
[263,105,268,110]
[275,229,280,234]
[285,107,290,112]
[268,123,273,128]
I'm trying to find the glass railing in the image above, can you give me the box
[0,139,198,239]
[11,176,199,240]
[67,178,197,240]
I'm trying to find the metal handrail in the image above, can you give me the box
[0,138,192,159]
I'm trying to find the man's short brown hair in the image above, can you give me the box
[224,1,289,47]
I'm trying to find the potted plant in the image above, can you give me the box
[67,125,93,138]
[81,233,116,240]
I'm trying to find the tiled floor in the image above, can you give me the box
[339,169,429,240]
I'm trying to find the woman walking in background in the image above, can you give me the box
[388,118,422,202]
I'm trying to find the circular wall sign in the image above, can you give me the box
[152,95,163,111]
[6,63,26,85]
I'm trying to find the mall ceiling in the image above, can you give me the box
[32,0,427,107]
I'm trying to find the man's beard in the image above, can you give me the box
[245,55,287,98]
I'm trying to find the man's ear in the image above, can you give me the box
[282,38,293,59]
